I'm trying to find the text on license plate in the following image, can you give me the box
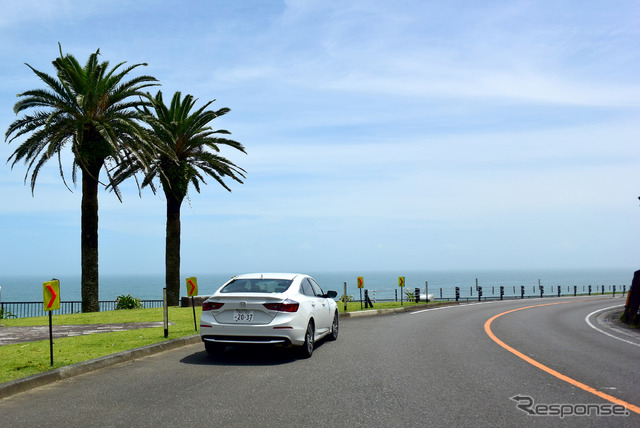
[233,310,254,322]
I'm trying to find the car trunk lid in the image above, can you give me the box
[210,294,286,325]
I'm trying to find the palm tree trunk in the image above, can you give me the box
[81,162,102,313]
[165,194,183,306]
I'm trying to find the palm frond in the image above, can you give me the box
[6,45,162,195]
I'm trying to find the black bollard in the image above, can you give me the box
[364,289,374,308]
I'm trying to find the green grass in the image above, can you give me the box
[0,301,439,385]
[337,300,437,312]
[0,307,201,384]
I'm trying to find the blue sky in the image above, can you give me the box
[0,0,638,276]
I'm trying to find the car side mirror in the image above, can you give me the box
[325,290,338,299]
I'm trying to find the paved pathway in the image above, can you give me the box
[0,323,167,346]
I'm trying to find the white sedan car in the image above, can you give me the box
[200,273,339,358]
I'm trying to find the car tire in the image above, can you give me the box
[204,341,224,356]
[327,312,339,341]
[299,321,315,358]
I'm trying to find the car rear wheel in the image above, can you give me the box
[298,321,315,358]
[327,312,339,341]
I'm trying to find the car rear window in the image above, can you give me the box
[220,279,293,294]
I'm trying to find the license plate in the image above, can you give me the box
[233,310,254,322]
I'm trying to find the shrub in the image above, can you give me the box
[339,294,353,302]
[404,289,415,302]
[0,308,16,319]
[116,294,142,310]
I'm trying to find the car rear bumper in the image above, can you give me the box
[200,323,307,346]
[202,335,292,346]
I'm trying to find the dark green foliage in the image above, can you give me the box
[115,294,142,310]
[0,308,17,319]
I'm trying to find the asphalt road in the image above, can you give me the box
[1,296,638,427]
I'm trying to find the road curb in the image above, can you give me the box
[0,334,201,400]
[338,301,460,318]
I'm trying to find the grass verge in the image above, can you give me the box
[0,307,200,384]
[337,300,439,312]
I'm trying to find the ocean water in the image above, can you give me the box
[0,268,635,302]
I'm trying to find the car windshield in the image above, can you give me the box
[220,278,293,294]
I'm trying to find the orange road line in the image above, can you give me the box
[484,301,640,415]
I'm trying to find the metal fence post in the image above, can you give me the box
[343,282,347,312]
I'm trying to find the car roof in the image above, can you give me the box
[231,273,305,281]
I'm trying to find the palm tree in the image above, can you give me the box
[113,90,246,306]
[5,45,159,312]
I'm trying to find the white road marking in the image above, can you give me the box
[585,305,640,347]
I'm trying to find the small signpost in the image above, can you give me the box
[399,276,405,306]
[357,277,364,310]
[186,277,198,332]
[343,282,347,312]
[43,279,60,366]
[425,281,429,303]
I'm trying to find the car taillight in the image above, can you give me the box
[202,301,224,311]
[263,299,299,312]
